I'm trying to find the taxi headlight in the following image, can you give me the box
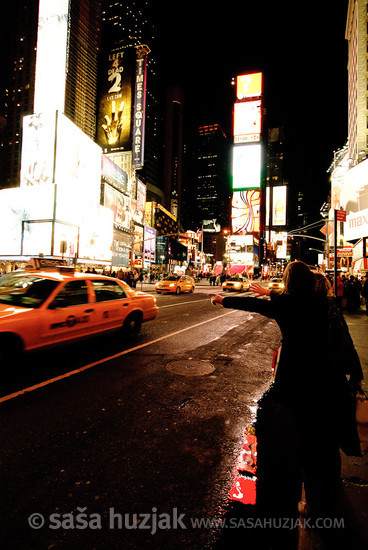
[169,283,175,287]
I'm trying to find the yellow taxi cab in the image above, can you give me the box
[268,277,284,291]
[222,276,251,292]
[155,274,195,294]
[0,258,158,365]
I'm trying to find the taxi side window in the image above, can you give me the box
[92,280,127,302]
[52,280,89,307]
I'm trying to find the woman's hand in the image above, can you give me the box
[249,283,271,297]
[209,294,224,306]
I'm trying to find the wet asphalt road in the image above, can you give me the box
[0,287,281,549]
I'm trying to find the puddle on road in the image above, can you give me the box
[229,424,258,506]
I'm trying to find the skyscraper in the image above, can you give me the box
[0,0,101,189]
[346,0,368,165]
[0,0,39,188]
[163,87,184,219]
[183,123,230,231]
[100,0,161,193]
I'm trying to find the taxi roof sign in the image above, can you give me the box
[25,258,67,270]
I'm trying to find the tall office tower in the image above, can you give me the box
[265,127,288,230]
[100,0,161,191]
[163,87,184,220]
[0,0,101,189]
[0,0,39,188]
[64,0,102,140]
[183,124,231,231]
[346,0,368,166]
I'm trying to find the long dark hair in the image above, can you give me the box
[282,261,316,296]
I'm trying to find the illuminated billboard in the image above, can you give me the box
[55,113,102,224]
[0,186,54,255]
[102,183,133,232]
[132,48,148,167]
[21,112,56,187]
[236,72,263,100]
[96,48,134,153]
[101,154,128,194]
[34,0,69,113]
[271,231,288,259]
[232,144,262,190]
[144,226,156,266]
[272,186,287,226]
[233,101,261,143]
[135,180,146,225]
[232,190,261,234]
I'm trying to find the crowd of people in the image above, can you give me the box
[332,272,368,313]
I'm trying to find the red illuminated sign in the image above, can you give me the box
[335,209,346,222]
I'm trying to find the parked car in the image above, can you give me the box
[155,275,195,294]
[0,259,158,368]
[222,276,251,292]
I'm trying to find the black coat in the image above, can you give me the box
[222,293,363,455]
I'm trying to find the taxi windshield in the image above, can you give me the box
[163,275,180,281]
[0,274,60,308]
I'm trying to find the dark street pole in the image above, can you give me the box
[334,209,338,297]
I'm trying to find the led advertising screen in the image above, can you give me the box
[272,186,287,226]
[232,144,262,190]
[96,47,134,153]
[103,184,133,232]
[144,226,156,266]
[132,50,148,167]
[55,113,102,225]
[78,205,113,262]
[34,0,69,113]
[236,72,263,100]
[101,154,128,194]
[233,101,262,144]
[271,231,288,259]
[21,112,57,187]
[232,190,261,234]
[0,186,54,255]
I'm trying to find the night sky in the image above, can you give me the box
[0,1,350,222]
[155,1,349,220]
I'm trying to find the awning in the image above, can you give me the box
[212,264,224,276]
[229,264,247,275]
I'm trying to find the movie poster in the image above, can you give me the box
[97,47,134,153]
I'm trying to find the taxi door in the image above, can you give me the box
[89,279,133,331]
[40,279,96,345]
[180,276,191,292]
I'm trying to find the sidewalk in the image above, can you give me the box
[336,310,368,549]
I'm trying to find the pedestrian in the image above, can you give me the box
[346,275,362,311]
[362,273,368,314]
[332,273,345,309]
[210,261,363,536]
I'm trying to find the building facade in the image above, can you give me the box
[0,0,101,190]
[346,0,368,166]
[100,0,161,194]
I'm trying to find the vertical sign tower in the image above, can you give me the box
[230,72,263,276]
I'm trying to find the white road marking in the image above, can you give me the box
[0,310,238,404]
[159,299,209,308]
